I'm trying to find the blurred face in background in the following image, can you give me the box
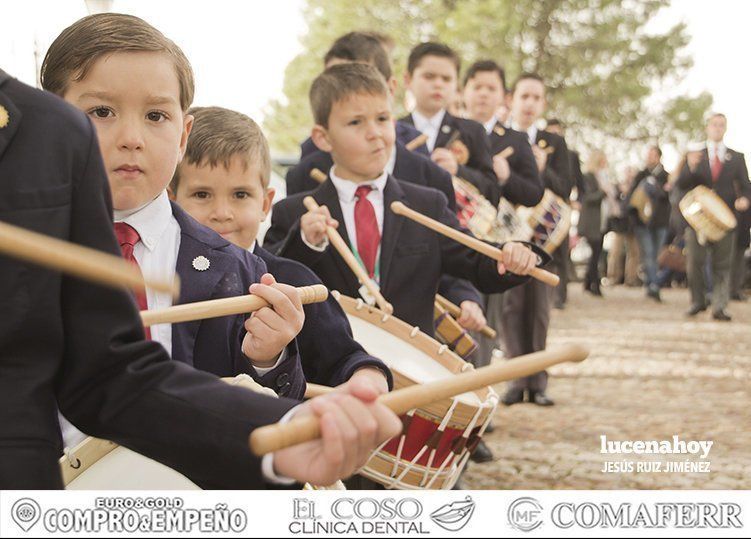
[706,115,727,143]
[510,78,546,130]
[463,70,505,124]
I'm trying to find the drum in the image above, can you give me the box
[61,437,200,490]
[517,189,572,254]
[452,177,502,241]
[679,185,737,244]
[335,292,497,490]
[433,302,477,359]
[496,197,532,244]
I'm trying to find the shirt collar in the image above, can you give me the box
[113,190,173,252]
[329,166,389,203]
[412,109,446,132]
[511,120,537,144]
[483,117,498,135]
[707,140,726,154]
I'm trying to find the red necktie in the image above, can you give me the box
[354,185,380,278]
[114,222,151,339]
[711,151,723,182]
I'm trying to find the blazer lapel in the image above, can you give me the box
[434,112,456,149]
[313,179,360,292]
[0,72,22,161]
[170,204,231,367]
[378,176,407,291]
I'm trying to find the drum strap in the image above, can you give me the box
[349,240,381,283]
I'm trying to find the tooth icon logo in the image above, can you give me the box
[11,498,41,532]
[430,496,476,532]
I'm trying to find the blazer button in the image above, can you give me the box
[276,373,289,389]
[278,382,291,397]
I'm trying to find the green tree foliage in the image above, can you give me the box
[264,0,711,163]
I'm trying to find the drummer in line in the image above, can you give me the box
[677,113,751,321]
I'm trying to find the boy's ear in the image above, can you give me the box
[262,187,276,221]
[311,124,333,153]
[387,76,398,97]
[178,114,194,163]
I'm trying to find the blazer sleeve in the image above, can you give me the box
[56,121,297,489]
[438,275,484,307]
[457,128,500,203]
[543,137,573,200]
[734,153,751,199]
[500,137,544,207]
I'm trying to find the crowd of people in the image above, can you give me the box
[1,12,749,491]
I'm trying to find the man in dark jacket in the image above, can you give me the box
[628,145,671,301]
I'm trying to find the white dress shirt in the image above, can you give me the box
[329,167,388,250]
[511,120,538,145]
[483,116,498,135]
[707,141,727,164]
[114,190,181,355]
[412,109,447,152]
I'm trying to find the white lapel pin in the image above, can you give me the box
[192,255,210,271]
[441,125,451,134]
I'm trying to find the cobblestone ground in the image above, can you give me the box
[463,285,751,489]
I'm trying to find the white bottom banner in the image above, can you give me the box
[1,489,748,538]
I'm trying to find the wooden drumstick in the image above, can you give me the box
[390,201,560,287]
[304,382,335,398]
[495,146,514,159]
[405,133,429,151]
[310,168,328,184]
[0,219,179,297]
[435,294,497,340]
[141,284,328,326]
[302,196,394,314]
[249,343,589,456]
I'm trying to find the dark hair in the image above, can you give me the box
[650,145,663,158]
[41,13,194,111]
[407,42,461,75]
[171,106,271,193]
[707,112,727,123]
[324,32,392,80]
[510,72,545,94]
[309,63,389,127]
[546,118,562,128]
[463,59,506,91]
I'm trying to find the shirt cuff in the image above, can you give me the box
[251,348,288,376]
[301,229,329,252]
[261,406,299,485]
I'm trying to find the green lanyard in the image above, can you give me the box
[349,241,381,284]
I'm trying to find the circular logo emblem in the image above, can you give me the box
[192,255,210,271]
[508,497,543,532]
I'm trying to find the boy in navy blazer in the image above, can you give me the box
[41,14,307,400]
[172,106,393,394]
[264,64,548,338]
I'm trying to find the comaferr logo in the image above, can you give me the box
[430,496,476,531]
[551,502,743,529]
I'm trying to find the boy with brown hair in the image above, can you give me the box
[37,13,400,486]
[265,63,548,337]
[171,106,392,393]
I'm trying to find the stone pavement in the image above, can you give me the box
[464,285,750,489]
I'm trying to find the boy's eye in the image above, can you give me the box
[348,119,361,126]
[378,115,390,122]
[88,106,113,119]
[146,111,168,122]
[192,191,210,199]
[234,191,251,200]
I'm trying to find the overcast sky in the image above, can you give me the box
[3,0,749,171]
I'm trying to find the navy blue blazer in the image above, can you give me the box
[535,130,573,201]
[487,122,544,208]
[170,202,305,399]
[253,245,393,389]
[299,120,429,159]
[286,142,456,210]
[0,70,295,489]
[263,177,549,336]
[400,111,498,203]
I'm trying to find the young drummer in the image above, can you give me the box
[171,106,392,393]
[285,31,487,332]
[41,14,307,400]
[264,63,548,338]
[401,42,498,202]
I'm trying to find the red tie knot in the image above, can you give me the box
[355,185,373,200]
[114,222,141,247]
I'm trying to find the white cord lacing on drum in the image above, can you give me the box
[437,344,448,355]
[409,326,419,338]
[355,298,364,310]
[419,398,460,488]
[389,409,414,479]
[427,404,484,490]
[63,447,81,469]
[381,313,391,323]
